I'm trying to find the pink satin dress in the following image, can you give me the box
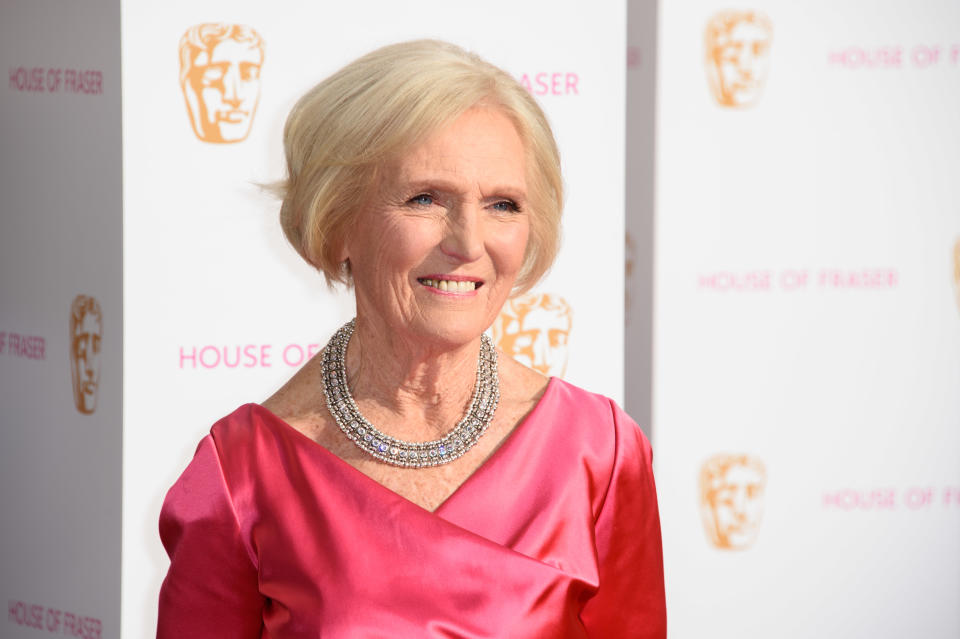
[157,378,666,638]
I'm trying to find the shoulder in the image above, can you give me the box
[526,378,653,520]
[164,405,272,499]
[547,378,646,443]
[161,404,291,545]
[208,403,278,449]
[160,411,266,567]
[542,377,653,478]
[164,404,296,510]
[547,377,620,414]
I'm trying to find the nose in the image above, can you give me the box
[222,65,242,107]
[440,205,484,263]
[731,488,748,518]
[78,353,93,379]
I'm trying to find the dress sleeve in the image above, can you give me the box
[580,403,666,638]
[157,436,264,638]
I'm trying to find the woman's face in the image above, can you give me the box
[344,107,530,349]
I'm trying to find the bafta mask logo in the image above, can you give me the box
[705,10,773,108]
[699,454,766,550]
[953,238,960,315]
[69,295,102,415]
[492,293,572,377]
[178,23,265,144]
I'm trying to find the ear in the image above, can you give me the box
[334,231,350,263]
[336,236,352,278]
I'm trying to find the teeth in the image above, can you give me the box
[420,278,477,292]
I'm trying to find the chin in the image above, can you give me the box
[406,315,489,349]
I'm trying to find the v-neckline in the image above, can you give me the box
[249,376,558,515]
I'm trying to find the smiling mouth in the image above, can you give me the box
[417,277,482,293]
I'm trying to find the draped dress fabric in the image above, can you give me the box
[157,377,666,638]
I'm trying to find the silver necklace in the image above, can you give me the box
[320,318,500,468]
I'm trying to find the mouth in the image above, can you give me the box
[417,275,483,294]
[217,110,249,123]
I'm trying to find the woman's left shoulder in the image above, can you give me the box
[504,373,648,472]
[548,378,645,436]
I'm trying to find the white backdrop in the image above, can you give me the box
[8,1,957,636]
[653,1,960,637]
[121,1,626,636]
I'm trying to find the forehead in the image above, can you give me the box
[721,464,763,484]
[726,20,771,42]
[194,40,263,66]
[389,108,527,190]
[76,313,102,334]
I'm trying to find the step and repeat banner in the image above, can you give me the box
[7,0,957,636]
[1,1,122,638]
[653,1,960,637]
[121,1,626,636]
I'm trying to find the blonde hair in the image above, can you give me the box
[277,39,563,292]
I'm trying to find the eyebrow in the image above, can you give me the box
[399,178,528,202]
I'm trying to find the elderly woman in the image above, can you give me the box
[158,40,665,638]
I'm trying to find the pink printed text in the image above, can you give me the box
[8,599,102,638]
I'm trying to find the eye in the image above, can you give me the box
[240,62,261,81]
[491,200,520,213]
[201,65,226,86]
[408,193,435,207]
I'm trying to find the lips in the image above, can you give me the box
[217,110,249,123]
[417,275,483,293]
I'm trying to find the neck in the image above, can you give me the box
[343,315,484,440]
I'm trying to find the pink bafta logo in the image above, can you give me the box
[699,453,766,550]
[69,295,102,415]
[704,10,773,108]
[178,23,265,144]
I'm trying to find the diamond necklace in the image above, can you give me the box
[320,318,500,468]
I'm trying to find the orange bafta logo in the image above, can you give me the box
[699,453,766,550]
[705,10,773,108]
[178,23,265,144]
[492,293,572,377]
[69,295,102,415]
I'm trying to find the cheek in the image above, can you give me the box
[201,88,223,108]
[490,222,530,274]
[349,216,437,281]
[240,81,259,99]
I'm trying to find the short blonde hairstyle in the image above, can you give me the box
[277,39,563,292]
